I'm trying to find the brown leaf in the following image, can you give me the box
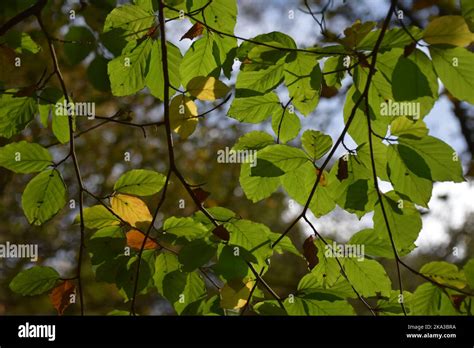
[315,168,328,186]
[212,225,230,241]
[336,157,349,181]
[303,235,319,270]
[146,26,158,38]
[451,295,465,311]
[192,187,210,204]
[321,82,338,99]
[403,42,417,57]
[126,229,159,250]
[180,22,204,41]
[50,280,75,315]
[14,85,37,97]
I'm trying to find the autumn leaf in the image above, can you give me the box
[180,22,205,41]
[169,95,198,139]
[126,229,159,250]
[187,76,230,101]
[337,157,349,181]
[192,187,210,204]
[111,193,152,227]
[212,225,230,241]
[316,168,328,187]
[220,278,254,310]
[303,235,319,270]
[49,280,75,315]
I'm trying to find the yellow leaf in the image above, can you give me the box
[423,16,474,47]
[169,95,198,139]
[111,194,152,227]
[220,278,254,310]
[391,116,428,138]
[186,76,230,101]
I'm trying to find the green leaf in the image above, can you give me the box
[281,161,335,217]
[376,290,413,316]
[21,169,67,226]
[188,0,237,35]
[301,130,333,160]
[373,191,421,255]
[284,297,355,315]
[356,27,423,51]
[387,144,433,207]
[116,250,155,300]
[108,39,152,96]
[328,153,376,217]
[271,108,301,143]
[390,117,428,138]
[2,31,41,54]
[251,144,309,177]
[254,301,287,315]
[0,141,52,173]
[225,219,273,262]
[349,228,397,258]
[461,0,474,31]
[180,34,218,87]
[232,131,274,151]
[283,52,322,115]
[178,238,217,272]
[162,269,207,314]
[398,135,464,182]
[423,16,473,47]
[323,56,344,87]
[410,282,457,315]
[214,244,250,281]
[87,56,111,92]
[103,4,155,41]
[420,261,467,289]
[145,40,182,100]
[64,26,95,65]
[343,86,389,145]
[235,60,285,95]
[0,92,37,138]
[114,169,166,196]
[51,98,75,144]
[81,205,121,229]
[430,46,474,104]
[228,92,280,123]
[154,251,180,295]
[9,266,60,296]
[463,259,474,289]
[391,56,432,101]
[343,258,391,297]
[237,32,296,60]
[163,216,208,240]
[239,162,280,202]
[88,226,126,265]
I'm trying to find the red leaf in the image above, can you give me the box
[212,225,230,241]
[303,235,319,270]
[50,280,75,315]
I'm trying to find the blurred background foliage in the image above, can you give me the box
[0,0,472,314]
